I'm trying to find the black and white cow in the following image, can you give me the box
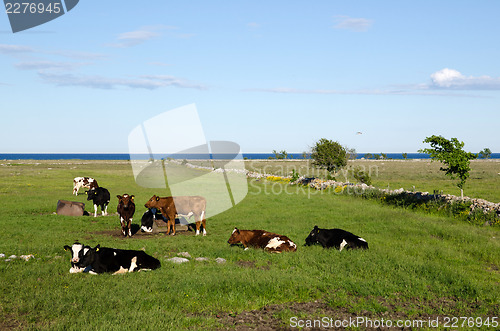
[140,208,167,233]
[63,242,160,274]
[73,177,98,195]
[63,242,93,273]
[305,226,368,251]
[86,187,110,217]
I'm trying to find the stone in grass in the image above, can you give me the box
[177,252,191,258]
[167,257,190,264]
[8,255,17,259]
[215,257,226,264]
[194,257,209,262]
[20,254,34,261]
[0,253,5,258]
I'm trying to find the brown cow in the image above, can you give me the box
[227,228,297,253]
[117,194,135,237]
[144,195,207,236]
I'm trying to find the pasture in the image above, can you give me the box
[0,159,499,330]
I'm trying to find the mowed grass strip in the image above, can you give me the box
[0,160,498,330]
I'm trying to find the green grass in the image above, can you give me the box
[0,160,499,330]
[245,159,500,202]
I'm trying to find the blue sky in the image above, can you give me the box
[1,1,499,154]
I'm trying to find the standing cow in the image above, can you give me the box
[86,187,110,217]
[305,226,368,251]
[117,194,135,237]
[144,195,207,236]
[227,228,297,253]
[73,177,98,195]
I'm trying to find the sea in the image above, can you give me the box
[0,153,498,160]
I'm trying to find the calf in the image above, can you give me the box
[305,226,368,251]
[63,242,92,273]
[117,194,135,237]
[86,187,110,217]
[144,195,207,236]
[73,177,98,195]
[63,242,160,274]
[227,228,297,253]
[140,208,167,233]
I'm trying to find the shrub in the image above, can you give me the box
[352,166,372,185]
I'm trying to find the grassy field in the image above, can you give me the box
[0,160,499,330]
[245,159,500,203]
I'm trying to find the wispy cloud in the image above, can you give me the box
[15,61,89,71]
[0,44,35,55]
[107,25,180,48]
[245,68,500,97]
[333,15,373,32]
[38,72,207,90]
[247,22,261,29]
[245,87,470,97]
[428,68,500,90]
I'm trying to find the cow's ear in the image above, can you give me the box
[64,245,70,251]
[156,196,160,201]
[234,227,240,234]
[95,244,100,252]
[131,195,134,200]
[116,195,121,199]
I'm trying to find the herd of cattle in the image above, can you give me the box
[66,176,369,274]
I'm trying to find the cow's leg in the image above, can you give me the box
[128,219,132,237]
[202,218,207,236]
[121,217,126,236]
[195,221,201,236]
[94,204,98,217]
[170,218,176,235]
[128,256,138,272]
[103,204,108,216]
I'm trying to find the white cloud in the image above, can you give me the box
[38,72,207,90]
[0,44,35,54]
[333,15,373,32]
[430,68,500,90]
[247,22,261,29]
[15,61,89,71]
[107,25,181,48]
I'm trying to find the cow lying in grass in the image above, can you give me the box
[227,228,297,253]
[305,226,368,251]
[64,242,160,274]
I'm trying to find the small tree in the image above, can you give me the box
[402,153,408,160]
[479,148,492,159]
[310,138,347,177]
[418,135,477,198]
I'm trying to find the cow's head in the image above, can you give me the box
[144,195,160,209]
[305,226,320,246]
[64,242,90,265]
[227,227,242,245]
[117,194,135,208]
[86,188,97,201]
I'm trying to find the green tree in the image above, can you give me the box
[418,135,477,198]
[310,138,347,176]
[479,148,492,159]
[402,153,408,160]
